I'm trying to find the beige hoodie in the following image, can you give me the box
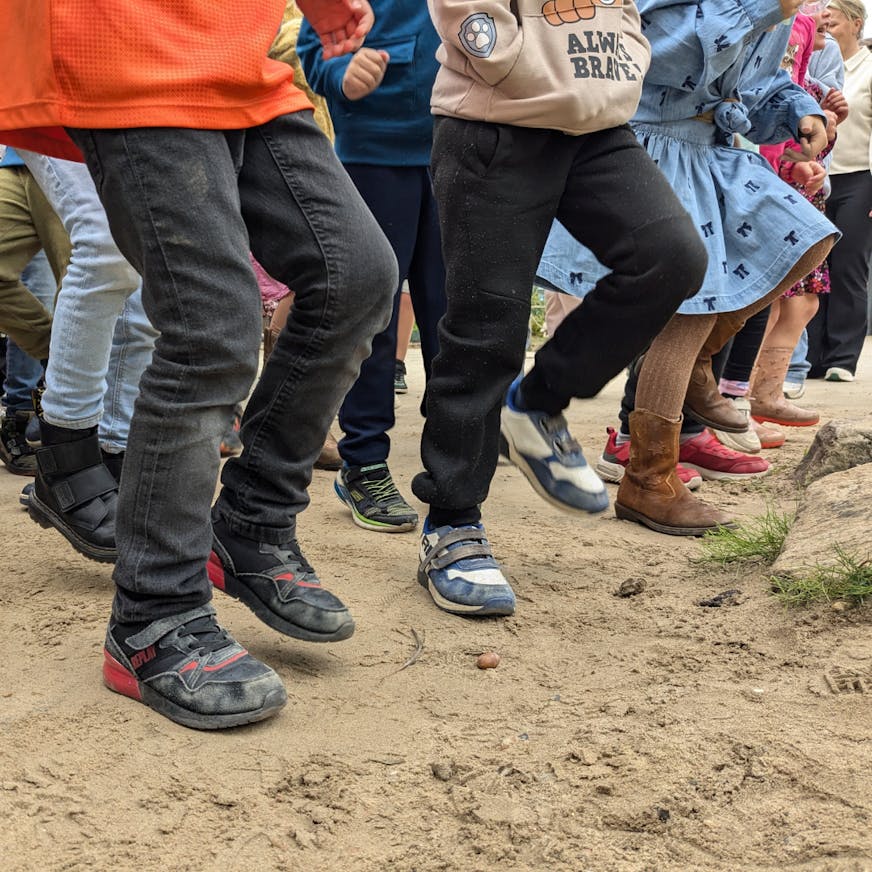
[428,0,650,135]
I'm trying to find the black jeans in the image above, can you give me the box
[69,112,397,622]
[808,170,872,376]
[412,118,706,517]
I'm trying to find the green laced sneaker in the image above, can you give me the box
[334,462,418,533]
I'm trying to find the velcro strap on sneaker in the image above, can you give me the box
[422,529,493,573]
[35,436,103,476]
[51,464,117,512]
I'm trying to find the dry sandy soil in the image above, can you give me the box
[2,342,871,872]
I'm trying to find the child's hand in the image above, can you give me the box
[821,89,849,124]
[783,114,828,162]
[779,0,804,16]
[824,109,838,141]
[298,0,374,59]
[790,160,826,194]
[342,48,389,100]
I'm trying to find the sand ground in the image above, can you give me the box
[2,341,871,872]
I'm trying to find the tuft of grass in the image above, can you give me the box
[770,547,872,606]
[530,284,547,339]
[695,508,794,568]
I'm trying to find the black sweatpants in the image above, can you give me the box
[412,118,707,519]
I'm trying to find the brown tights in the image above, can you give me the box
[636,235,835,421]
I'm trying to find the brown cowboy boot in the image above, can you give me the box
[683,312,749,433]
[314,431,342,471]
[750,347,819,427]
[615,409,736,536]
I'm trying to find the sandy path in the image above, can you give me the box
[2,342,870,871]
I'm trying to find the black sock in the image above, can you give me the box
[427,506,482,528]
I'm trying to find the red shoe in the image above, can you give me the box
[678,430,770,481]
[219,404,243,458]
[595,427,703,490]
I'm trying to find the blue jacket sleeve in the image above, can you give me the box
[638,0,785,91]
[744,68,825,145]
[807,36,845,95]
[296,20,353,105]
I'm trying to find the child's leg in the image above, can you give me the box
[680,235,835,429]
[520,125,706,414]
[750,294,821,427]
[543,290,582,338]
[395,289,414,363]
[763,294,819,349]
[636,313,716,422]
[412,119,570,521]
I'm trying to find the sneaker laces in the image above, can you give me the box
[540,414,581,456]
[175,615,234,656]
[358,465,407,508]
[259,540,322,587]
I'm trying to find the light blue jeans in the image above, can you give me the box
[3,251,55,411]
[787,329,811,385]
[20,151,157,452]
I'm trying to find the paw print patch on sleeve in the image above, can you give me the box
[459,13,496,58]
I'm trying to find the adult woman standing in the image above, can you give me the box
[808,0,872,381]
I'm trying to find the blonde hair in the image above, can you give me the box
[830,0,868,25]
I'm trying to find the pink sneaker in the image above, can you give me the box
[596,427,703,490]
[678,430,770,481]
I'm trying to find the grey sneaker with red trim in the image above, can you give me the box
[103,605,287,730]
[208,515,355,643]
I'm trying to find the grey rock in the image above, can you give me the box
[792,417,872,487]
[772,464,872,580]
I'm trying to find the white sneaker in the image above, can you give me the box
[500,377,609,515]
[782,380,806,399]
[825,367,854,383]
[710,397,761,454]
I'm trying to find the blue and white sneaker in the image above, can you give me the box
[500,376,609,515]
[418,520,515,616]
[19,481,33,508]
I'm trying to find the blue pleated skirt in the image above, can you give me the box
[538,119,838,315]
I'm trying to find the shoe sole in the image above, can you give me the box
[759,437,786,449]
[681,462,770,482]
[103,649,287,730]
[594,456,625,484]
[614,502,737,537]
[751,415,818,428]
[681,403,748,433]
[502,434,608,516]
[334,480,417,533]
[416,567,515,616]
[1,463,37,477]
[28,492,117,563]
[596,455,703,491]
[394,386,409,394]
[207,552,355,643]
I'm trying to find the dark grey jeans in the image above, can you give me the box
[69,111,397,623]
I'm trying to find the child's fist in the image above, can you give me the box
[542,0,621,26]
[789,160,826,195]
[821,89,849,125]
[342,47,390,100]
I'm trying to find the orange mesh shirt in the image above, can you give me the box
[0,0,314,160]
